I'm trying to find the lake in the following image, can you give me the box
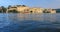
[0,13,60,32]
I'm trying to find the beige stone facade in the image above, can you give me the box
[50,9,56,13]
[7,6,17,12]
[46,9,56,13]
[17,6,29,13]
[7,5,56,13]
[29,8,44,14]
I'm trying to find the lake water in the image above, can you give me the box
[0,13,60,32]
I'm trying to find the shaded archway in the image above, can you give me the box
[30,11,33,13]
[8,10,19,13]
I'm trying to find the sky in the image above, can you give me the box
[0,0,60,9]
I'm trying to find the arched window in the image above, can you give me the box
[30,11,33,13]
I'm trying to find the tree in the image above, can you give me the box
[22,5,26,7]
[1,6,7,13]
[0,7,3,13]
[55,9,60,13]
[17,5,21,7]
[8,5,11,9]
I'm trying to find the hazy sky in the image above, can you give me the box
[0,0,60,8]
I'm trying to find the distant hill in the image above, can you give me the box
[55,9,60,13]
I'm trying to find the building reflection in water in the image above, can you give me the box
[15,13,57,22]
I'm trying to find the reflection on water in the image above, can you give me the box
[0,13,60,32]
[8,13,60,22]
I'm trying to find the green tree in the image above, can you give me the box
[0,8,3,13]
[22,5,26,7]
[8,5,11,9]
[1,6,7,13]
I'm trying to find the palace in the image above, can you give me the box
[7,5,56,13]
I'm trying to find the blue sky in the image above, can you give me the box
[0,0,60,8]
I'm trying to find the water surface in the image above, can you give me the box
[0,13,60,32]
